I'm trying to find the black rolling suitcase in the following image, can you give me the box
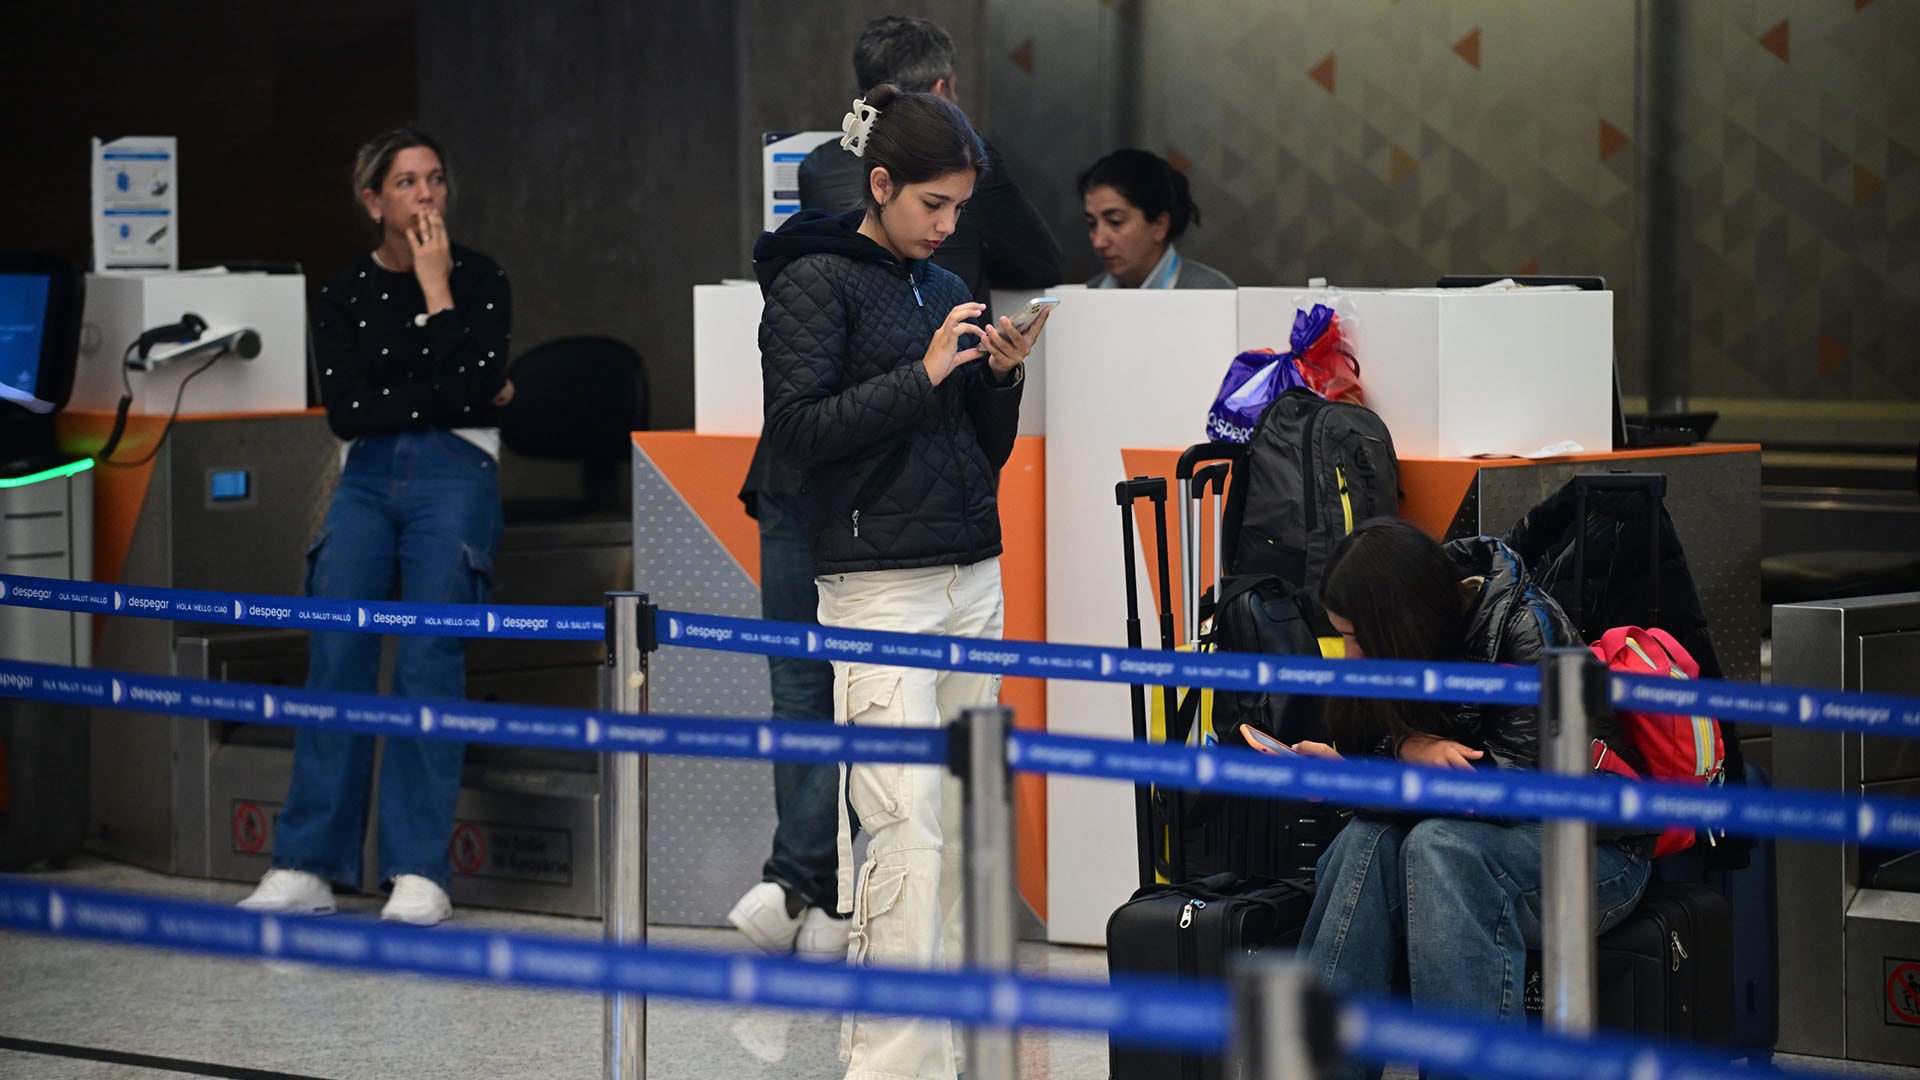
[1109,477,1318,1080]
[1526,880,1735,1042]
[1107,873,1314,1080]
[1172,444,1348,881]
[1654,763,1780,1062]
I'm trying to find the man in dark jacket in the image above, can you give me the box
[799,17,1063,309]
[729,14,1058,965]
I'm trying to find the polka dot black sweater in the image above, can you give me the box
[312,244,511,439]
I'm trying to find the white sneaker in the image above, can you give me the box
[380,874,452,926]
[793,906,850,962]
[727,881,803,954]
[237,869,335,915]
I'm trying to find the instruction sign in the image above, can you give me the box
[761,131,839,232]
[92,135,179,271]
[1887,959,1920,1026]
[447,820,572,886]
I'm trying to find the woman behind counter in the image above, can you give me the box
[239,128,513,927]
[1079,147,1233,289]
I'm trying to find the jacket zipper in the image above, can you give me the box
[850,266,933,539]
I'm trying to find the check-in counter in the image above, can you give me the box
[686,280,1762,944]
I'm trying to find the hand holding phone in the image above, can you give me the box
[1008,296,1060,334]
[1239,724,1298,756]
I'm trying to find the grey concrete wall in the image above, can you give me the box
[734,1,989,274]
[417,0,742,437]
[418,0,987,453]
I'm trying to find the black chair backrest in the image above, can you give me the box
[499,335,648,463]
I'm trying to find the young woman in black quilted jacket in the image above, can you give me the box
[752,85,1049,1080]
[1290,519,1652,1077]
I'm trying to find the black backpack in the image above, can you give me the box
[1206,574,1331,748]
[1224,387,1400,591]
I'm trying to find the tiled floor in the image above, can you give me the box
[3,856,1918,1079]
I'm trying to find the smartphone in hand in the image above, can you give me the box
[1239,724,1298,756]
[1009,296,1060,334]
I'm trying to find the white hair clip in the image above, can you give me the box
[840,98,880,157]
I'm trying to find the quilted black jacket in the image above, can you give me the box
[1439,536,1638,773]
[756,209,1024,575]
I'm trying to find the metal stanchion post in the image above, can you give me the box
[602,592,654,1080]
[958,706,1018,1080]
[1540,646,1606,1035]
[1232,958,1333,1079]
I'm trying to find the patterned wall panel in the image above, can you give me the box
[986,0,1917,410]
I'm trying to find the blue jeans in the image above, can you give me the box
[755,491,846,910]
[271,431,503,891]
[1299,816,1650,1080]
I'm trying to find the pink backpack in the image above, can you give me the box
[1587,626,1726,857]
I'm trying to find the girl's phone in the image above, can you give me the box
[1239,724,1298,756]
[1008,296,1060,333]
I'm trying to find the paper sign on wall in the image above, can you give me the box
[762,131,840,233]
[92,136,179,272]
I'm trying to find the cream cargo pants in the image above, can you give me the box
[819,558,1004,1080]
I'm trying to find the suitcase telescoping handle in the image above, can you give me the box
[1117,476,1178,888]
[1182,462,1231,646]
[1571,471,1667,630]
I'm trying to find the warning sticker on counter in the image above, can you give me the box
[231,800,276,855]
[1886,958,1920,1026]
[447,821,572,886]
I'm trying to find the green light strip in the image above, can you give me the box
[0,458,96,489]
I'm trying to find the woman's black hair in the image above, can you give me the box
[858,84,987,214]
[352,127,452,235]
[1320,518,1469,756]
[1076,148,1201,240]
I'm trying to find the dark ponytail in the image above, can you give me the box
[856,84,987,212]
[1076,148,1201,240]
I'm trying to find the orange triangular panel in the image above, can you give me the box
[1818,335,1849,374]
[1759,19,1790,62]
[1310,54,1336,93]
[1854,163,1885,205]
[1011,38,1035,75]
[1599,118,1630,162]
[1454,28,1481,69]
[1517,258,1541,276]
[1391,145,1419,182]
[633,432,762,586]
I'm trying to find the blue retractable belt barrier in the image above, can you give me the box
[0,658,948,766]
[8,573,1919,731]
[0,877,1225,1052]
[0,574,603,640]
[1339,994,1791,1080]
[0,876,1822,1078]
[7,656,1920,847]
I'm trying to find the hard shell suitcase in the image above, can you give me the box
[1107,873,1314,1080]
